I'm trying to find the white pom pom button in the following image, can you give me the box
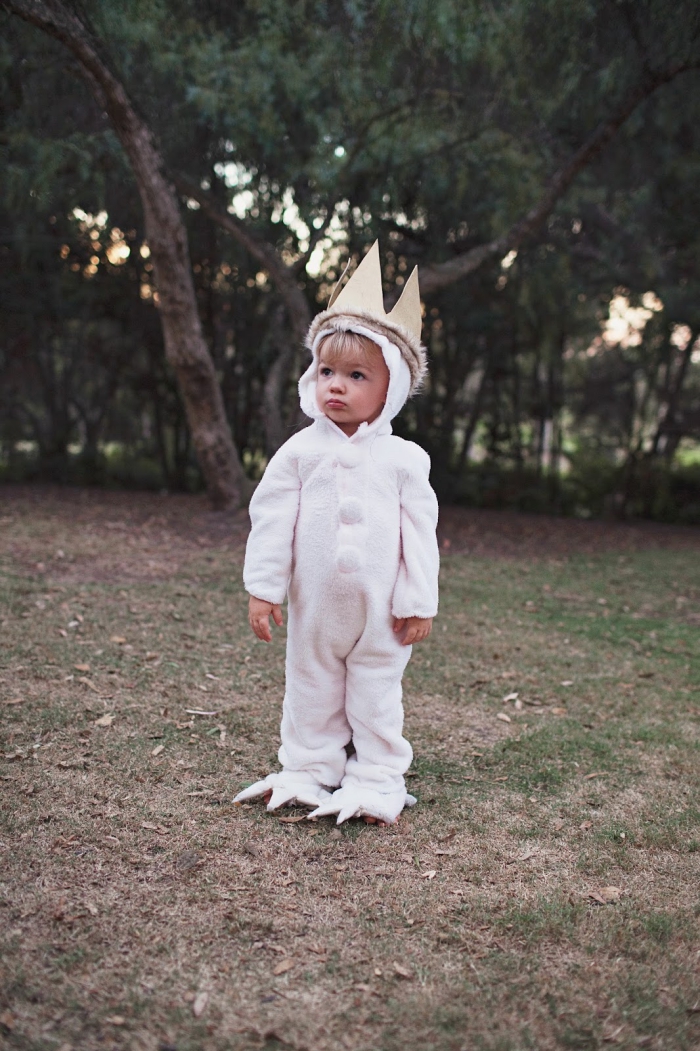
[336,446,361,469]
[336,546,362,573]
[338,497,364,525]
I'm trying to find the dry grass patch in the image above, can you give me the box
[1,490,699,1051]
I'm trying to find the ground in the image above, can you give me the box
[1,485,699,1051]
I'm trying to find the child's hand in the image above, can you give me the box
[248,595,283,642]
[393,616,433,646]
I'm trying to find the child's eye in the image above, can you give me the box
[350,371,365,380]
[319,367,332,377]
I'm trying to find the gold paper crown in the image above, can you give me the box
[327,240,422,341]
[306,240,427,393]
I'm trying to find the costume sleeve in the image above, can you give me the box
[391,448,440,620]
[243,444,301,605]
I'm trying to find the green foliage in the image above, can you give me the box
[2,0,700,516]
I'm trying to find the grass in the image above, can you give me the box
[0,489,699,1051]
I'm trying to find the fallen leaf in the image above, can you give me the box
[588,886,621,905]
[560,680,574,687]
[0,1011,15,1031]
[74,663,91,672]
[496,712,511,723]
[141,822,168,834]
[514,699,523,710]
[85,902,98,916]
[584,771,606,780]
[551,707,567,715]
[94,713,115,727]
[273,958,294,976]
[104,1015,125,1026]
[603,1025,624,1043]
[552,818,565,831]
[5,698,23,706]
[151,744,164,757]
[354,982,372,992]
[279,816,306,824]
[185,709,219,716]
[175,850,202,872]
[438,828,457,843]
[392,962,413,979]
[192,991,208,1017]
[580,820,593,830]
[110,636,127,645]
[144,652,159,661]
[503,691,519,702]
[422,870,437,880]
[308,944,326,954]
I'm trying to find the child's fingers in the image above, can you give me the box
[271,605,284,628]
[393,618,406,634]
[403,624,430,645]
[251,614,271,642]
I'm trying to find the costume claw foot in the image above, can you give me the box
[234,771,332,811]
[308,785,417,825]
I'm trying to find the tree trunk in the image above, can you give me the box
[649,328,697,460]
[6,0,246,508]
[456,357,491,474]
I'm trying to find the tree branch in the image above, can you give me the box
[419,62,700,296]
[174,175,313,346]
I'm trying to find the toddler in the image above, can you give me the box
[235,242,439,825]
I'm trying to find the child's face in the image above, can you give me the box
[316,342,390,436]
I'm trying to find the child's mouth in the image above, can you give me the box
[326,399,346,409]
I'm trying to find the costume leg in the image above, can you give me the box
[235,587,362,808]
[309,613,416,824]
[277,602,353,789]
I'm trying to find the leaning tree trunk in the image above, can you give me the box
[5,0,246,508]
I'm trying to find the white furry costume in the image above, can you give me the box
[236,255,439,824]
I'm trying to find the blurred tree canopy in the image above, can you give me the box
[2,0,700,519]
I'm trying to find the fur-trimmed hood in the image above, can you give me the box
[305,309,427,396]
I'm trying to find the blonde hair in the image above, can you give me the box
[317,329,382,367]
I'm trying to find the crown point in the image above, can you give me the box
[328,240,385,316]
[387,265,422,340]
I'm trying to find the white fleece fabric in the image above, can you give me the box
[236,326,439,824]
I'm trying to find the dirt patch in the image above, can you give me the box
[3,484,699,569]
[437,504,700,557]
